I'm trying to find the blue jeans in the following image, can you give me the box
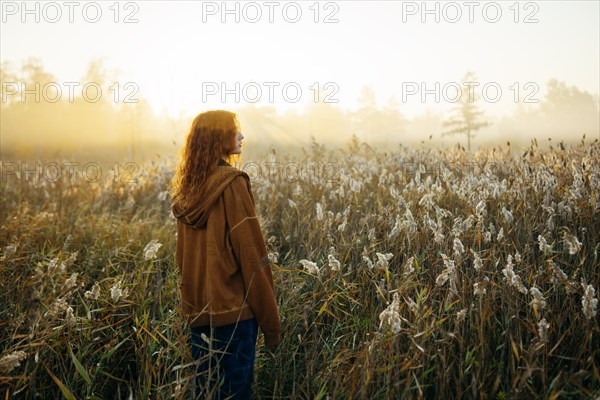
[189,318,258,400]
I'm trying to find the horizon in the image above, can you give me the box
[1,0,599,153]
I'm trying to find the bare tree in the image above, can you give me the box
[442,71,491,151]
[353,85,378,141]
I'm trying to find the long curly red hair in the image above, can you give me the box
[169,110,241,211]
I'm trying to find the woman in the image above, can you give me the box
[169,110,281,399]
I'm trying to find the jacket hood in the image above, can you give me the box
[172,159,247,229]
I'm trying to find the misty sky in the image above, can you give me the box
[1,0,599,119]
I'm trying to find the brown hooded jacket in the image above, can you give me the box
[173,159,281,347]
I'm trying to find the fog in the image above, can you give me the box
[1,59,598,162]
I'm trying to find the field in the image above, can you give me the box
[1,137,599,399]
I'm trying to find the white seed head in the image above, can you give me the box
[143,239,163,260]
[0,351,27,374]
[538,318,550,343]
[300,259,320,276]
[582,284,598,320]
[328,254,341,271]
[379,293,401,334]
[529,287,547,310]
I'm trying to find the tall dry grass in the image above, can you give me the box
[1,136,598,399]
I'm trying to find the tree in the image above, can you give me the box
[442,71,491,151]
[540,79,599,123]
[380,96,406,142]
[353,85,378,141]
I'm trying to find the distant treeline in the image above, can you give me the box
[1,58,598,160]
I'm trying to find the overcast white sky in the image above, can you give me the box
[1,0,599,118]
